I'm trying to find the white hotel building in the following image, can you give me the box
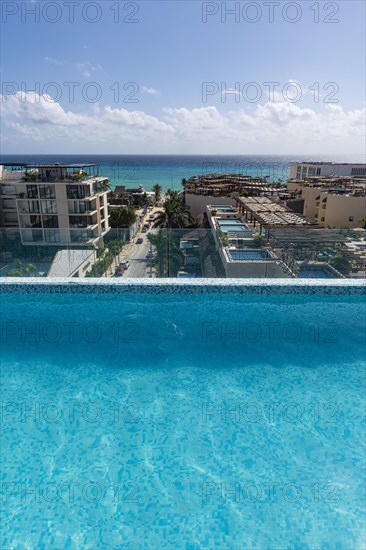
[0,163,110,246]
[290,162,366,180]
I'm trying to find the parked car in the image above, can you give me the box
[146,251,156,261]
[115,266,124,276]
[119,260,130,270]
[142,227,147,233]
[136,237,143,244]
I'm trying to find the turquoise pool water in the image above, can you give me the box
[1,291,365,549]
[218,222,251,233]
[300,268,338,279]
[209,206,236,212]
[217,219,244,225]
[229,250,272,261]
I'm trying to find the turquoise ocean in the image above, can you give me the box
[0,154,364,193]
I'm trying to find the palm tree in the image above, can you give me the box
[165,189,180,201]
[152,184,162,204]
[148,230,183,277]
[153,197,193,229]
[109,206,137,228]
[8,260,38,277]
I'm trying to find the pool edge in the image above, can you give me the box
[0,278,365,295]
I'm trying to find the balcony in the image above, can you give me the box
[69,228,99,243]
[68,200,97,215]
[0,186,17,196]
[69,214,98,229]
[20,223,42,229]
[18,201,41,214]
[2,199,16,210]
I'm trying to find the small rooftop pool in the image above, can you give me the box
[228,249,274,261]
[217,220,251,233]
[209,205,236,212]
[300,265,340,279]
[217,219,244,224]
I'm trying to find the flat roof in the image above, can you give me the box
[268,228,361,243]
[47,249,95,277]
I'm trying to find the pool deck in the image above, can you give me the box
[0,278,365,295]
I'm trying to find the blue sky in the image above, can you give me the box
[1,0,365,154]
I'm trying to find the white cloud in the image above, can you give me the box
[76,62,103,79]
[264,79,305,103]
[7,121,44,141]
[163,106,228,134]
[44,57,64,66]
[1,91,365,154]
[141,87,161,96]
[221,89,240,97]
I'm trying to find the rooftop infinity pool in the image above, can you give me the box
[1,280,365,549]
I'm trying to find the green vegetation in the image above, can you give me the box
[358,217,366,229]
[252,233,266,247]
[153,193,193,229]
[152,184,162,204]
[217,230,229,248]
[109,206,137,228]
[274,178,284,188]
[8,260,38,277]
[147,230,183,277]
[22,172,38,182]
[85,240,125,277]
[329,252,351,275]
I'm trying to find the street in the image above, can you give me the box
[121,232,155,278]
[114,207,162,278]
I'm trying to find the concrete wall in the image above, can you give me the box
[302,187,322,219]
[322,194,366,228]
[55,185,70,230]
[185,194,236,218]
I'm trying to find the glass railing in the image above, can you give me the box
[0,228,365,279]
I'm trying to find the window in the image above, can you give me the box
[28,201,40,213]
[39,185,56,199]
[67,185,90,199]
[321,217,325,222]
[27,185,38,199]
[2,199,14,208]
[41,200,57,214]
[44,229,60,243]
[317,168,321,175]
[70,201,88,214]
[349,216,354,222]
[69,216,89,228]
[351,168,366,176]
[30,215,42,228]
[43,216,59,228]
